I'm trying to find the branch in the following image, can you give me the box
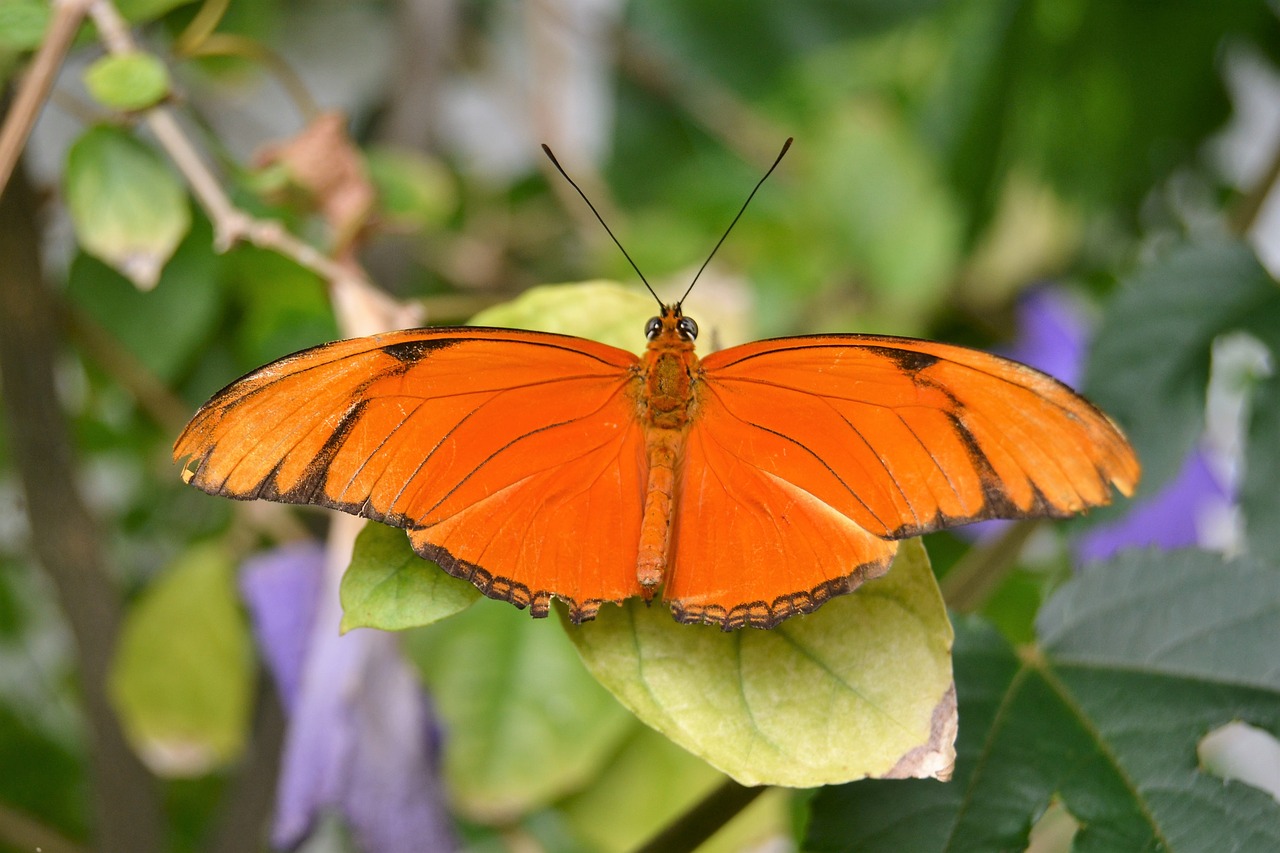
[938,520,1041,613]
[84,0,419,335]
[0,0,93,195]
[0,153,163,853]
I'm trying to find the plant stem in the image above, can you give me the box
[939,520,1040,613]
[632,778,766,853]
[0,154,164,853]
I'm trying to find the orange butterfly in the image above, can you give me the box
[174,143,1139,630]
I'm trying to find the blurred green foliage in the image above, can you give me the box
[2,0,1280,851]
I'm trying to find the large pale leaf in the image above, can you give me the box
[568,539,956,788]
[405,601,633,821]
[108,544,253,777]
[65,126,191,289]
[470,280,656,354]
[804,549,1280,851]
[339,522,480,633]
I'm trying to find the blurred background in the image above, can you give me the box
[2,0,1280,851]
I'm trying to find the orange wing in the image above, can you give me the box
[663,334,1139,628]
[174,328,647,620]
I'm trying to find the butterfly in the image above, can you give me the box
[174,142,1139,630]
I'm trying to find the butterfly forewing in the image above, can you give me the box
[175,327,649,617]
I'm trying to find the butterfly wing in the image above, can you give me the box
[664,334,1140,628]
[174,328,648,619]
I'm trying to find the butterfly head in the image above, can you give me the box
[646,305,699,345]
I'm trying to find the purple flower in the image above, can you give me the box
[966,285,1234,561]
[240,540,456,852]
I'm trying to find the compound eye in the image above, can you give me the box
[677,317,699,341]
[645,317,663,340]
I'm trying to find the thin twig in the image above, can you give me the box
[0,0,93,195]
[938,520,1041,613]
[84,0,419,333]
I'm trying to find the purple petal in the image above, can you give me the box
[1001,285,1089,387]
[1074,449,1234,564]
[239,542,326,713]
[240,539,455,852]
[263,539,456,852]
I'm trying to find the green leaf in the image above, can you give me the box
[365,145,456,229]
[83,52,170,111]
[557,725,790,853]
[113,0,198,23]
[339,522,480,632]
[804,549,1280,851]
[405,600,634,820]
[0,0,50,50]
[929,0,1276,232]
[470,281,656,354]
[1241,373,1280,559]
[568,539,956,788]
[108,544,254,776]
[1083,241,1280,496]
[67,216,223,383]
[65,125,191,289]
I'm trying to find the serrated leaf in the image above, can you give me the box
[1084,241,1280,495]
[0,0,50,50]
[339,522,480,633]
[65,125,191,289]
[804,549,1280,852]
[83,52,170,111]
[1240,373,1280,559]
[108,544,253,777]
[405,600,633,821]
[568,539,956,788]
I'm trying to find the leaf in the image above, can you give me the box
[568,539,956,788]
[1240,370,1280,559]
[0,0,50,50]
[339,522,480,633]
[556,724,790,853]
[365,145,457,230]
[930,0,1276,232]
[83,52,170,111]
[67,216,223,383]
[803,549,1280,852]
[470,281,656,354]
[113,0,199,23]
[405,600,634,821]
[1083,241,1280,496]
[65,125,191,289]
[108,544,254,777]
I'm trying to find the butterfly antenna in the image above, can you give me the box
[677,137,793,308]
[541,144,662,308]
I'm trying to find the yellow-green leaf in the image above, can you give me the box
[83,52,170,111]
[339,522,480,633]
[470,280,656,354]
[567,539,956,787]
[109,544,253,777]
[0,0,49,50]
[406,600,633,820]
[65,125,190,289]
[365,145,456,229]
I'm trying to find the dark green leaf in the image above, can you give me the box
[1241,373,1280,560]
[67,216,223,383]
[804,549,1280,852]
[339,522,479,632]
[1083,241,1280,496]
